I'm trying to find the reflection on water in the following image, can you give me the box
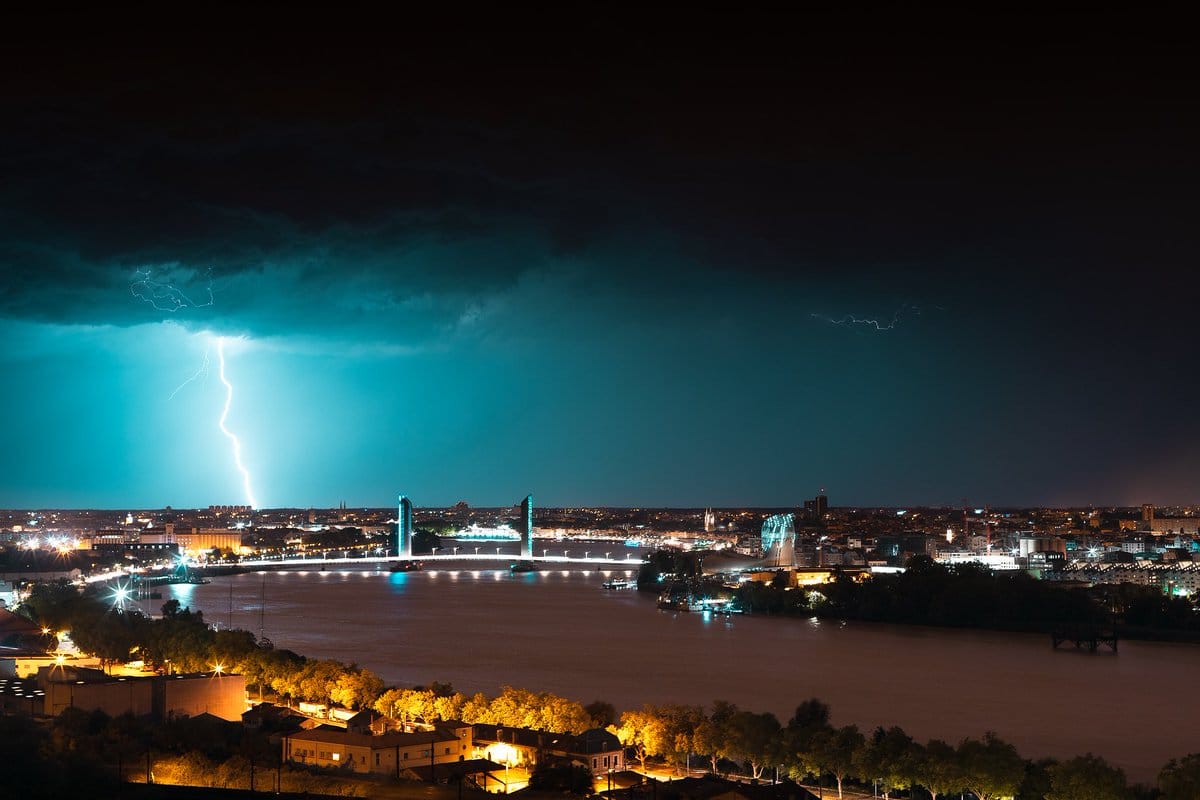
[171,567,1200,781]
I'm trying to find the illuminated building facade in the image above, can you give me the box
[284,723,473,775]
[519,494,534,559]
[761,512,796,567]
[397,495,413,559]
[473,724,624,775]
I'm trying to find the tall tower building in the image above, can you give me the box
[397,495,414,559]
[704,509,716,532]
[803,492,829,523]
[518,494,534,559]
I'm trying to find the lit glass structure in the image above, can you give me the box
[519,494,534,559]
[397,495,413,559]
[761,512,796,567]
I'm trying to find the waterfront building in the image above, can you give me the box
[27,665,246,721]
[398,495,414,558]
[761,513,796,568]
[518,494,534,559]
[140,524,245,557]
[472,724,624,776]
[283,722,473,775]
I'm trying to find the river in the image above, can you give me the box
[165,563,1200,782]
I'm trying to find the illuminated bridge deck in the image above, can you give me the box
[235,553,645,568]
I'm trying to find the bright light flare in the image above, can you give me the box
[217,337,259,509]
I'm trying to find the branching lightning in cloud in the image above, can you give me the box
[217,337,258,508]
[167,346,210,400]
[130,267,214,312]
[811,303,934,331]
[127,267,260,506]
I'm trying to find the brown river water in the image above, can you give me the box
[166,562,1200,782]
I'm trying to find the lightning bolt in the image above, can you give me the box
[167,346,210,400]
[130,267,214,312]
[217,337,259,509]
[811,303,932,331]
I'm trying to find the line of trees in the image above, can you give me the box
[373,684,601,733]
[725,555,1200,638]
[611,698,1200,800]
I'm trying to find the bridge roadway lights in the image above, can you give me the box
[235,552,643,568]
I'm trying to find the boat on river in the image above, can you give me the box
[602,579,636,589]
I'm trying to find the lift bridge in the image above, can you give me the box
[237,492,642,569]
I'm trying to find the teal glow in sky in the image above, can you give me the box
[1,27,1197,508]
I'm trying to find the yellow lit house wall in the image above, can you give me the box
[162,673,246,721]
[43,678,154,717]
[285,725,473,775]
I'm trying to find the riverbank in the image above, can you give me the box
[173,568,1200,782]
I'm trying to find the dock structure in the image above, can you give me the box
[1051,626,1118,653]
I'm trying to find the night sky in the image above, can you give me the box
[2,18,1196,509]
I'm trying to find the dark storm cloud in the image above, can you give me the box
[2,22,1199,506]
[4,24,1195,343]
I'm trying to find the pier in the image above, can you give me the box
[1051,626,1118,653]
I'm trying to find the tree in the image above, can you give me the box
[374,688,438,723]
[722,710,782,779]
[1159,753,1200,800]
[617,707,672,769]
[1046,753,1128,800]
[913,739,963,800]
[295,659,345,707]
[788,698,831,733]
[798,724,864,799]
[693,703,737,774]
[330,667,384,710]
[957,732,1025,800]
[586,700,617,728]
[432,692,466,722]
[855,727,916,799]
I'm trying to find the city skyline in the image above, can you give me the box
[1,20,1197,509]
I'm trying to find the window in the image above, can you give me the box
[593,758,597,769]
[403,752,409,760]
[375,753,380,766]
[445,747,451,755]
[332,753,340,761]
